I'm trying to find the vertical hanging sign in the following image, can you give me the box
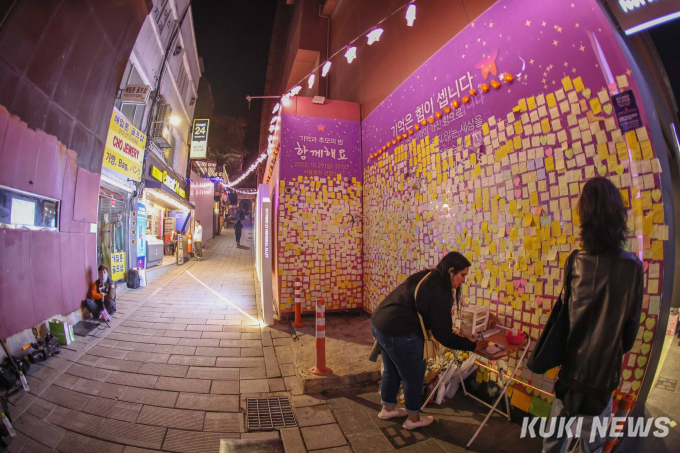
[137,203,147,269]
[190,119,209,159]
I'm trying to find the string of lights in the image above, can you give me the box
[228,1,420,188]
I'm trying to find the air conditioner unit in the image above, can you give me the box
[150,104,172,149]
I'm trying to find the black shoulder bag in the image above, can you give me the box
[526,250,579,375]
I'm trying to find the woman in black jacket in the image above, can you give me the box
[234,220,243,245]
[543,177,643,453]
[371,252,491,429]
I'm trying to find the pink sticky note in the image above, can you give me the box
[545,148,553,157]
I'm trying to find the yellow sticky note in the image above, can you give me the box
[546,93,557,108]
[530,191,539,207]
[620,189,630,208]
[652,241,664,260]
[513,136,523,150]
[562,76,574,91]
[597,143,609,160]
[545,156,555,172]
[589,98,602,115]
[640,140,654,160]
[643,215,653,236]
[616,141,628,161]
[573,76,585,92]
[631,198,642,217]
[483,123,490,135]
[541,118,551,134]
[528,96,537,110]
[465,135,471,147]
[652,204,664,224]
[470,153,477,165]
[515,121,523,135]
[535,261,544,276]
[518,98,528,112]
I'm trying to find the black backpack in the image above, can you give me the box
[127,269,140,289]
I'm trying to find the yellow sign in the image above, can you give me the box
[151,165,164,182]
[102,108,146,182]
[111,252,126,281]
[151,165,186,199]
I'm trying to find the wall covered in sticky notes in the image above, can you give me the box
[275,114,363,313]
[361,0,668,407]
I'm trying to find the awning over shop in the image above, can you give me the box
[144,152,193,210]
[144,181,194,211]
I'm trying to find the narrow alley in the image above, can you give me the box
[2,222,349,453]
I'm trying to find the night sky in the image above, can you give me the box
[192,0,278,166]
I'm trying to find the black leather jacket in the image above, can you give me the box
[558,250,644,396]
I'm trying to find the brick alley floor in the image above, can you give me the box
[3,220,541,453]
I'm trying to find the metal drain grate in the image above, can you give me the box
[246,397,298,431]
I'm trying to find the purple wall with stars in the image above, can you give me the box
[359,0,668,414]
[361,0,648,163]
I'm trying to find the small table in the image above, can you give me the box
[422,331,530,449]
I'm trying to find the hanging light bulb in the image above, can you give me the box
[405,4,416,26]
[290,85,302,96]
[270,116,277,124]
[272,103,280,114]
[269,125,275,133]
[345,46,357,64]
[366,28,383,45]
[308,74,315,89]
[322,61,332,77]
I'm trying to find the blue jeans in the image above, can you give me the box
[371,324,426,414]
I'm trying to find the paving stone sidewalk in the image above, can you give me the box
[1,222,342,453]
[2,221,534,453]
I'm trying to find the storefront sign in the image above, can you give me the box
[150,165,187,198]
[281,115,362,181]
[612,90,642,132]
[190,119,209,159]
[103,108,146,182]
[137,203,147,269]
[111,252,126,281]
[121,84,151,103]
[605,0,680,34]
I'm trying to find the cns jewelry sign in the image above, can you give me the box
[103,108,146,181]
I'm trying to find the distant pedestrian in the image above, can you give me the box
[194,220,203,261]
[234,219,243,245]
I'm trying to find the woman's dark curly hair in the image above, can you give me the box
[579,177,627,254]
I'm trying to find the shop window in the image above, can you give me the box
[0,185,60,230]
[165,133,177,168]
[97,194,128,282]
[177,61,189,102]
[115,62,147,130]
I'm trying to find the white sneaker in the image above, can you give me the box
[402,416,434,430]
[378,408,407,419]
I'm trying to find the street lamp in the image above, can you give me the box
[169,115,181,126]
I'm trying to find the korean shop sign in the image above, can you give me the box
[102,108,146,182]
[190,119,209,159]
[111,252,126,281]
[151,165,186,199]
[121,84,151,103]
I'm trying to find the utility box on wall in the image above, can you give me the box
[256,183,274,326]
